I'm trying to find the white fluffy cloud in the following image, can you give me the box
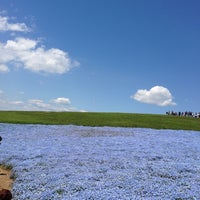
[26,98,82,111]
[0,64,9,73]
[10,101,24,105]
[0,16,30,32]
[131,86,176,106]
[52,97,71,104]
[28,99,51,110]
[0,91,83,111]
[0,37,79,74]
[0,14,79,74]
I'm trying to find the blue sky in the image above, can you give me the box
[0,0,200,113]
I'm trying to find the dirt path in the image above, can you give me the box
[0,167,13,190]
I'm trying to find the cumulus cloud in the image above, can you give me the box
[0,91,83,111]
[0,37,79,74]
[5,37,37,50]
[28,99,51,110]
[26,98,81,111]
[0,14,79,74]
[10,101,24,105]
[131,86,176,106]
[52,97,71,104]
[0,64,9,73]
[0,16,30,32]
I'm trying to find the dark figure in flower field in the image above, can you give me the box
[0,189,12,200]
[0,136,2,144]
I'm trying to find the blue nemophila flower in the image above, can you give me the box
[0,124,200,199]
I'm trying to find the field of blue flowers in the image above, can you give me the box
[0,123,200,200]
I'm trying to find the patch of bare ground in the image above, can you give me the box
[0,166,13,190]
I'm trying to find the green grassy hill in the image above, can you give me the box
[0,111,199,131]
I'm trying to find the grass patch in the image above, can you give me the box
[56,189,65,195]
[0,111,199,131]
[0,163,13,170]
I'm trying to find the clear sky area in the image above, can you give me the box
[0,0,199,114]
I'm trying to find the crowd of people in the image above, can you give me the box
[166,111,200,118]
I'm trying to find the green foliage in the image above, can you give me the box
[0,111,199,131]
[0,163,13,170]
[56,189,65,195]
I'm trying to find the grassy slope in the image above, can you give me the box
[0,111,199,131]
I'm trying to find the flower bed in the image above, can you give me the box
[0,124,200,199]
